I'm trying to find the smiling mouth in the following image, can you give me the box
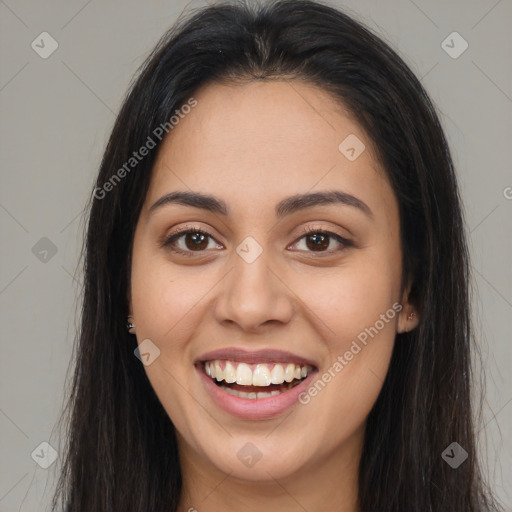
[203,360,314,399]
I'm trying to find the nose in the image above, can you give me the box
[213,244,294,333]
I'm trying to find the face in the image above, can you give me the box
[129,80,419,487]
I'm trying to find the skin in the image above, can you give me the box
[128,79,419,512]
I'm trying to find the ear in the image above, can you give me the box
[127,289,135,333]
[397,284,420,333]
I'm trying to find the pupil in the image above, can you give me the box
[307,234,328,251]
[187,233,207,250]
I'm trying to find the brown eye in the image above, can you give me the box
[292,227,352,254]
[163,227,221,256]
[304,232,330,251]
[181,231,209,251]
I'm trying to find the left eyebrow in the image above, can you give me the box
[148,190,373,219]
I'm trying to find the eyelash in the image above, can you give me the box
[162,225,353,257]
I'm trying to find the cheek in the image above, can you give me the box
[130,245,207,343]
[292,254,400,429]
[296,256,400,345]
[130,249,209,431]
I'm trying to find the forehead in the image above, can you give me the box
[144,80,396,224]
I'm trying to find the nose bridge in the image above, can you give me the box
[214,235,293,330]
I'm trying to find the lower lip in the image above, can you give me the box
[197,364,317,420]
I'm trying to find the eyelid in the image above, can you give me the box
[164,223,216,241]
[289,225,353,253]
[161,224,221,256]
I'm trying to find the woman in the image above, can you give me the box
[51,0,503,510]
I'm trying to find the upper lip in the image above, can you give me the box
[196,348,318,368]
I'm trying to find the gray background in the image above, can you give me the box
[0,0,511,510]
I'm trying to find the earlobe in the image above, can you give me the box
[397,283,420,333]
[127,315,136,334]
[397,308,420,333]
[127,294,135,334]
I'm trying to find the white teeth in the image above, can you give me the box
[284,364,295,383]
[224,361,237,383]
[214,361,223,382]
[252,364,272,386]
[236,363,253,385]
[270,364,285,384]
[204,360,311,386]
